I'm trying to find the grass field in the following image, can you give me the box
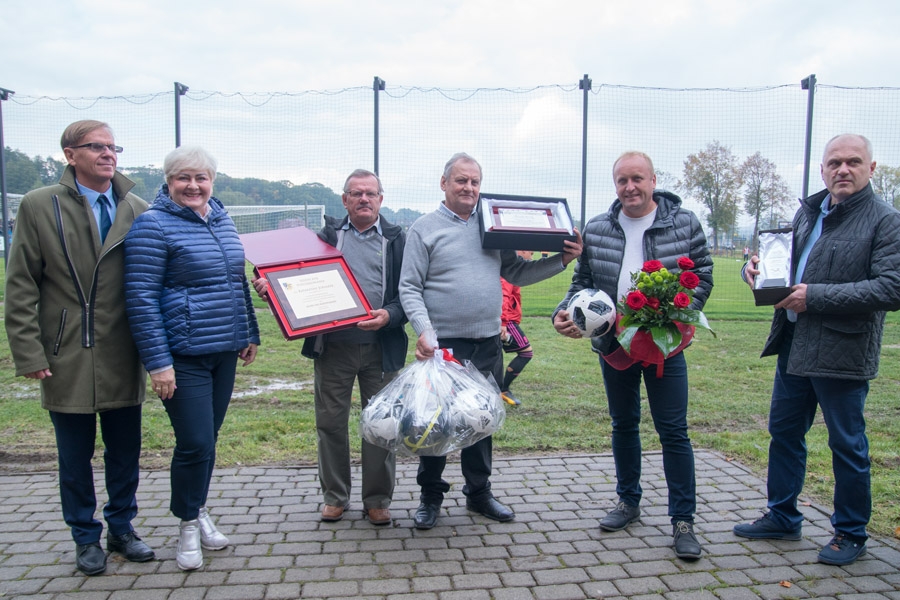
[0,257,897,537]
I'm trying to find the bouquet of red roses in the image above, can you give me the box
[604,257,714,376]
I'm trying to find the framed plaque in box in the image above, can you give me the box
[241,226,373,340]
[752,227,793,306]
[479,193,576,252]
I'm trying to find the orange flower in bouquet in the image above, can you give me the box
[606,257,714,376]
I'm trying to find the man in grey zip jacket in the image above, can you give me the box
[734,134,900,566]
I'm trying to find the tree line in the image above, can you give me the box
[670,141,794,252]
[6,144,898,240]
[670,141,900,252]
[2,148,424,229]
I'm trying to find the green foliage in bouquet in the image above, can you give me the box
[617,257,715,357]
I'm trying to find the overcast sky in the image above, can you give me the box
[3,0,898,96]
[4,0,898,229]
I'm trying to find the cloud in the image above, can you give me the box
[4,0,900,97]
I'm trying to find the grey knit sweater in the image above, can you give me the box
[399,205,565,339]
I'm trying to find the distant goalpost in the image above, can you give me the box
[225,205,326,235]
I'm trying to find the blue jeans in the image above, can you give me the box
[163,351,238,521]
[49,405,142,544]
[600,351,696,523]
[766,338,871,541]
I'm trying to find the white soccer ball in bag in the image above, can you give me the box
[453,387,501,435]
[567,288,616,338]
[461,408,497,434]
[363,414,401,445]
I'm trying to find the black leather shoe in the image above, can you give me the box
[107,531,155,562]
[414,502,441,530]
[466,496,515,522]
[673,521,702,560]
[599,501,641,532]
[75,542,106,576]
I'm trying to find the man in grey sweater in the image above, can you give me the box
[399,152,582,529]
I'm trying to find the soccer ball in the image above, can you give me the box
[360,393,405,449]
[452,387,503,435]
[399,404,452,456]
[362,414,401,447]
[567,288,616,338]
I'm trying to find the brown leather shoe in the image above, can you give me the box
[321,504,349,522]
[365,507,392,526]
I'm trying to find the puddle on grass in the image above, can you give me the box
[232,379,313,398]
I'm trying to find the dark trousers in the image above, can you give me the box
[417,335,503,505]
[163,351,238,521]
[49,404,142,545]
[600,350,696,523]
[766,328,871,541]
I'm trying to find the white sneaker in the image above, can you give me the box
[198,506,230,550]
[176,520,203,571]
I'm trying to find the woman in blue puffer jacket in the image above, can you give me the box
[124,146,260,571]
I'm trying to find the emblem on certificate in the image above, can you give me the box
[479,193,576,252]
[241,227,373,340]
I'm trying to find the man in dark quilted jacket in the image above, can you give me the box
[735,134,900,566]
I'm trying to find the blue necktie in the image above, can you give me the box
[98,194,111,243]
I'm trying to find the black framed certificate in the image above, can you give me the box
[479,193,576,251]
[255,258,373,340]
[490,205,569,234]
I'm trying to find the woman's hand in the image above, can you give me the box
[239,343,258,366]
[150,368,177,400]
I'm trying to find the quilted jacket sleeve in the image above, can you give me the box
[124,213,174,372]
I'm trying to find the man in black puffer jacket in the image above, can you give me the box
[734,134,900,566]
[553,151,713,561]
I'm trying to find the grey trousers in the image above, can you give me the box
[313,342,396,509]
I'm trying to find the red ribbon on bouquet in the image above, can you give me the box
[602,319,695,378]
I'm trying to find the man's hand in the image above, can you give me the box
[553,309,581,339]
[239,343,258,366]
[23,368,52,380]
[775,283,807,314]
[415,331,436,361]
[150,368,177,400]
[251,275,269,300]
[560,228,583,266]
[743,255,760,288]
[357,308,390,331]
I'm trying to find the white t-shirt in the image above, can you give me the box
[617,209,657,302]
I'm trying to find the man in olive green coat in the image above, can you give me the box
[5,120,154,575]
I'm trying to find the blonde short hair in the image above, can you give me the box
[164,146,218,183]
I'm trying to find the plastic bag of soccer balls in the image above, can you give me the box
[360,348,506,457]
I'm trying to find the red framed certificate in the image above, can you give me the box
[254,258,372,340]
[241,226,373,340]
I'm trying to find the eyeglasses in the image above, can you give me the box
[346,190,381,200]
[69,143,123,154]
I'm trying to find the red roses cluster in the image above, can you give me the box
[624,257,700,315]
[613,257,713,369]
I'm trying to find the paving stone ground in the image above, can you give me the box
[1,450,898,599]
